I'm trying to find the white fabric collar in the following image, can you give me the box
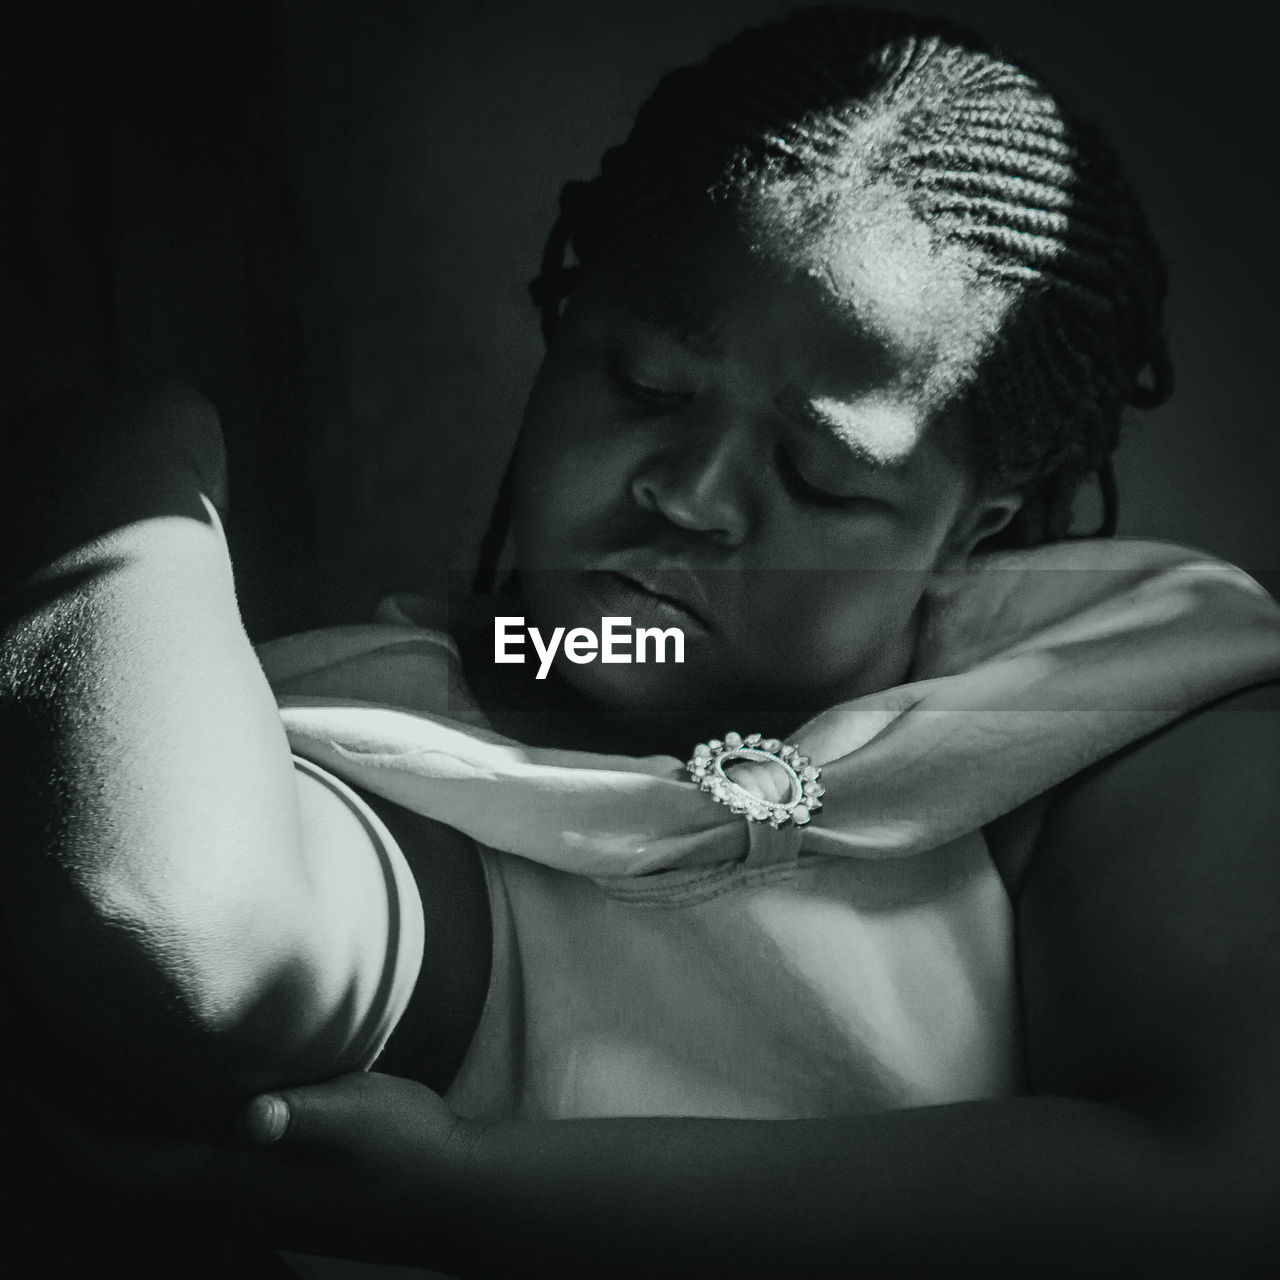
[255,539,1280,878]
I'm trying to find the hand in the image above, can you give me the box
[231,1072,481,1263]
[22,1072,481,1268]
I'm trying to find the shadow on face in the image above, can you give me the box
[507,202,1022,739]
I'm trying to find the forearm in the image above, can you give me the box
[440,1096,1269,1278]
[0,400,316,1122]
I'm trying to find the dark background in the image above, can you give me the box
[8,0,1277,640]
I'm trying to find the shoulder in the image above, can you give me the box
[987,679,1280,896]
[1013,678,1280,1099]
[1037,677,1280,866]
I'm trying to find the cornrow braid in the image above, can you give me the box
[476,5,1171,590]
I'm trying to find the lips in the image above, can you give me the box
[588,562,713,631]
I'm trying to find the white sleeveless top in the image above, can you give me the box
[448,827,1015,1120]
[255,538,1280,1123]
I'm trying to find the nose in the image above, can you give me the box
[629,413,754,547]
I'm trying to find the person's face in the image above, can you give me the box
[511,188,1018,741]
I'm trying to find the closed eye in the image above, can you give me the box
[774,444,864,510]
[609,359,691,409]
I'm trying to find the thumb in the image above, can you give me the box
[237,1092,294,1146]
[235,1071,375,1149]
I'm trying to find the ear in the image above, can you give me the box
[939,490,1024,567]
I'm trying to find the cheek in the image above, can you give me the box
[512,371,633,543]
[757,567,928,653]
[758,498,957,576]
[728,517,944,685]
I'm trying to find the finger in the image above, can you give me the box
[237,1092,291,1145]
[236,1071,376,1150]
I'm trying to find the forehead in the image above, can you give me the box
[738,179,975,349]
[592,184,1006,398]
[574,190,1005,466]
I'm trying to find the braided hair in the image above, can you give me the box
[476,6,1171,590]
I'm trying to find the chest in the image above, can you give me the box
[449,832,1024,1120]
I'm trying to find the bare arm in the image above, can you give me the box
[0,384,410,1134]
[244,681,1280,1276]
[440,684,1279,1276]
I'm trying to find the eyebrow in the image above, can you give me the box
[782,394,918,470]
[623,289,726,360]
[615,285,915,468]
